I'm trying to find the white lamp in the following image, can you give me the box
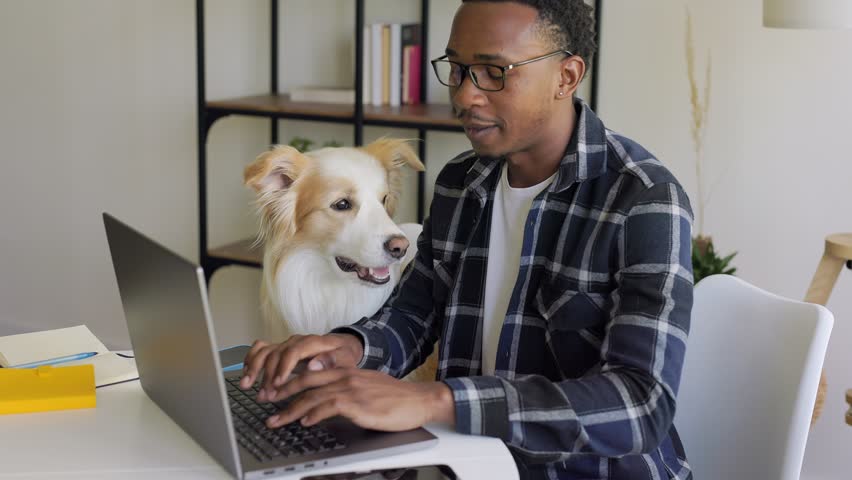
[764,0,852,29]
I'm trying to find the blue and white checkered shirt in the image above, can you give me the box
[337,100,694,479]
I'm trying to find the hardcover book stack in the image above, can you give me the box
[365,22,423,107]
[288,23,423,107]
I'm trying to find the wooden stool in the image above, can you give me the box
[804,233,852,425]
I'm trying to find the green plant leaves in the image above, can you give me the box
[692,237,737,284]
[288,137,343,153]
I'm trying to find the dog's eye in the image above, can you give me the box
[331,199,351,211]
[382,195,388,205]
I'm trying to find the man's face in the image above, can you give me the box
[446,2,564,158]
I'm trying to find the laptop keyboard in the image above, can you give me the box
[225,376,346,462]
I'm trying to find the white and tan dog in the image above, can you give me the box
[243,138,425,345]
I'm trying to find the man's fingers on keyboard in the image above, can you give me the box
[300,396,357,427]
[267,383,349,428]
[247,339,268,355]
[272,336,323,386]
[273,347,303,388]
[275,368,350,400]
[260,349,284,392]
[240,341,275,388]
[241,343,273,389]
[243,339,268,372]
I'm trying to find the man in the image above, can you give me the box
[241,1,694,478]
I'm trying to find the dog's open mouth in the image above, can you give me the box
[335,257,392,285]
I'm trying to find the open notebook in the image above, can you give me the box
[0,325,138,387]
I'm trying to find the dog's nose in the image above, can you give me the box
[384,235,409,259]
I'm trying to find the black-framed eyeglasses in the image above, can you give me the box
[430,50,573,92]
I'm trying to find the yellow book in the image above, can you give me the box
[382,24,390,105]
[0,365,96,415]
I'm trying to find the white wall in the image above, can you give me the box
[1,0,849,477]
[0,0,200,346]
[598,1,852,478]
[0,0,472,349]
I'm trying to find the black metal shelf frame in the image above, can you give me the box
[195,0,603,281]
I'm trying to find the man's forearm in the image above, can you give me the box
[427,382,456,427]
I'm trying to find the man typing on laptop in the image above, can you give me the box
[242,335,454,431]
[241,2,693,479]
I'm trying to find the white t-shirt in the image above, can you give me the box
[482,162,556,376]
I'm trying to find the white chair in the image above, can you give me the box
[674,274,833,480]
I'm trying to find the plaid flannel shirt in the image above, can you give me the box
[335,100,694,479]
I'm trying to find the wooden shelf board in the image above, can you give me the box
[208,238,262,266]
[206,94,463,129]
[207,95,353,120]
[363,103,461,128]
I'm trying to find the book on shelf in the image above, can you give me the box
[0,324,138,388]
[401,23,422,105]
[389,23,402,107]
[406,45,422,105]
[363,22,423,107]
[403,46,411,105]
[370,23,383,107]
[381,24,390,105]
[288,87,355,104]
[362,25,371,105]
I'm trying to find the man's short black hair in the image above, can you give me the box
[461,0,597,73]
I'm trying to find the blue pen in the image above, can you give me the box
[12,351,98,369]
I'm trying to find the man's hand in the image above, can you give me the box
[240,333,364,399]
[264,368,455,431]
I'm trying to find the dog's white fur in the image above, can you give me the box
[244,139,425,342]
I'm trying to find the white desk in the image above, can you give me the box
[0,381,518,479]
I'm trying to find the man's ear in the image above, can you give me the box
[556,55,587,99]
[243,145,309,194]
[361,138,425,217]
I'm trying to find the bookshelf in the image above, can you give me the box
[195,0,601,281]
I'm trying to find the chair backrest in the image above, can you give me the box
[674,275,833,480]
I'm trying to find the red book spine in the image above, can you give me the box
[408,44,422,105]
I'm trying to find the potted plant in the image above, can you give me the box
[685,8,737,284]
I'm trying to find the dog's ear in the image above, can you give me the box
[361,138,425,216]
[243,145,308,194]
[361,137,425,173]
[244,145,310,242]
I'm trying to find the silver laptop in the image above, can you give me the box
[102,213,438,479]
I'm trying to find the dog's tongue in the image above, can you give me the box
[369,266,390,279]
[355,265,391,280]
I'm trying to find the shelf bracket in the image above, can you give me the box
[201,256,229,284]
[202,109,231,141]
